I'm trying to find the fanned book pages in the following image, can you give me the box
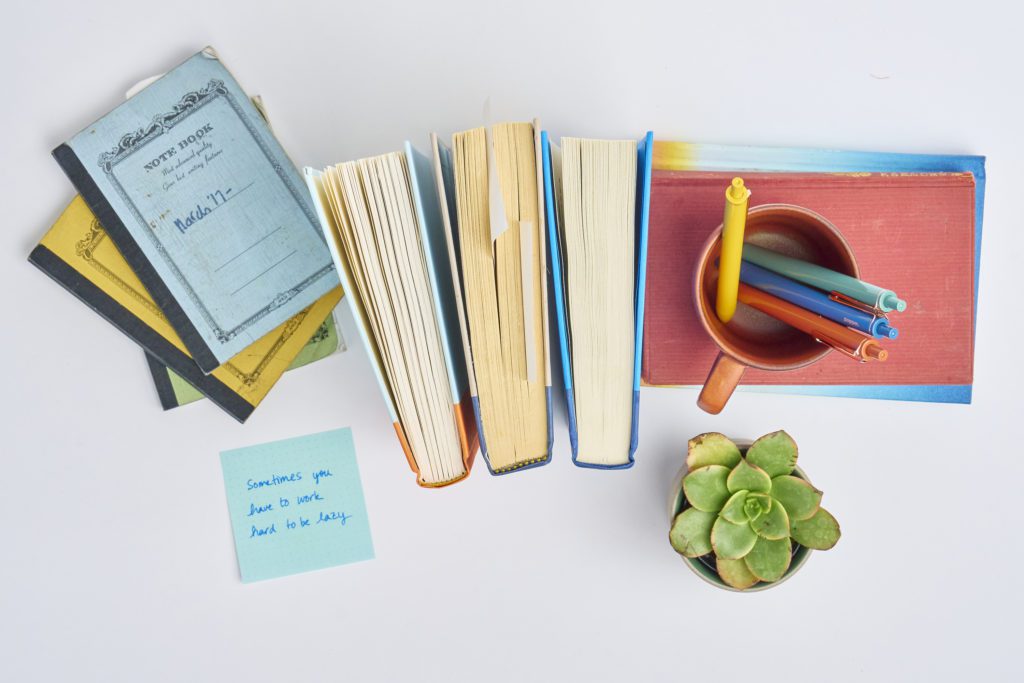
[435,122,552,475]
[304,145,477,488]
[51,47,339,372]
[543,132,654,468]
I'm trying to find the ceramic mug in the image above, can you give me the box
[693,204,859,414]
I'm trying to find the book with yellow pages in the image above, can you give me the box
[304,143,478,488]
[542,131,653,469]
[28,195,343,422]
[432,121,552,475]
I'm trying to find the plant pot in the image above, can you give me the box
[667,439,813,592]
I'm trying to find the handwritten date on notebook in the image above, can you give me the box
[220,428,373,582]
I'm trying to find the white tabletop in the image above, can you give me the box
[2,1,1020,680]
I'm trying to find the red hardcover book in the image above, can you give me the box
[642,171,975,387]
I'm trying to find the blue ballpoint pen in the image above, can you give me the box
[739,260,898,339]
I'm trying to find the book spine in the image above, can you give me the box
[628,131,655,464]
[144,352,180,411]
[540,132,580,462]
[52,143,220,373]
[27,243,254,421]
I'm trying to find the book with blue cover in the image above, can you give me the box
[52,47,339,373]
[543,131,653,468]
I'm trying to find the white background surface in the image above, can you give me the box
[2,1,1021,680]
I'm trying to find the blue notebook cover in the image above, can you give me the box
[543,131,654,469]
[53,48,338,372]
[652,141,985,404]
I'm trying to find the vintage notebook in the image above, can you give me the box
[542,131,653,468]
[29,195,343,422]
[433,122,552,475]
[644,169,977,400]
[52,47,338,372]
[304,143,478,488]
[146,313,342,410]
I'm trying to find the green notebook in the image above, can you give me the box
[146,315,343,409]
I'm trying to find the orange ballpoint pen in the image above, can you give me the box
[737,283,888,362]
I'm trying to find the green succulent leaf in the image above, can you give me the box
[770,475,822,521]
[716,557,759,590]
[749,496,790,540]
[742,493,771,522]
[669,509,715,557]
[720,491,749,524]
[682,466,731,512]
[791,507,841,550]
[711,517,758,560]
[686,433,742,470]
[746,430,798,477]
[727,459,771,494]
[744,536,793,582]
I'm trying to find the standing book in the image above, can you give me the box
[304,144,478,488]
[542,131,653,468]
[52,47,338,372]
[432,122,553,475]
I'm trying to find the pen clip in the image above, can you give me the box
[814,336,865,362]
[828,291,883,317]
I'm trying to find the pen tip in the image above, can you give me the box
[877,322,899,339]
[726,177,749,203]
[883,292,907,312]
[865,345,888,362]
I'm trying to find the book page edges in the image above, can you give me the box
[303,168,400,424]
[396,394,478,488]
[544,132,651,468]
[306,166,476,487]
[437,124,552,475]
[404,142,469,406]
[532,120,552,389]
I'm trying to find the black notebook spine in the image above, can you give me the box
[28,244,254,422]
[144,352,181,411]
[52,143,220,373]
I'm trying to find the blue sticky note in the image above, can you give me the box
[219,428,374,582]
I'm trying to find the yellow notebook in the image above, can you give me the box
[29,195,342,422]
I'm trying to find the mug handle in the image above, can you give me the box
[697,353,747,414]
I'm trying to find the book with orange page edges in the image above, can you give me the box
[304,143,478,488]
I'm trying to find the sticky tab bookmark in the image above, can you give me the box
[483,99,509,242]
[486,127,509,242]
[520,220,537,382]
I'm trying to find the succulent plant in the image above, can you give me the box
[670,431,840,589]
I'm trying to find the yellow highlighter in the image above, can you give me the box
[716,177,751,323]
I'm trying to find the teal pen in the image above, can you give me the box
[742,244,907,313]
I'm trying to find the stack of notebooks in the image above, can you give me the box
[29,46,986,488]
[30,48,344,422]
